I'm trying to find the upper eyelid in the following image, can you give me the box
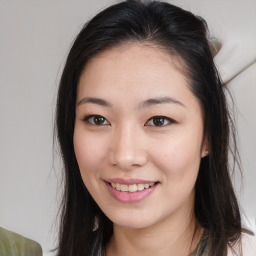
[82,114,106,120]
[146,116,176,123]
[83,114,110,125]
[82,114,176,125]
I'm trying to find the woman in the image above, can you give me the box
[55,1,255,255]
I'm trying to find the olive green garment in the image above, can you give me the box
[0,227,42,256]
[190,230,209,256]
[93,229,209,256]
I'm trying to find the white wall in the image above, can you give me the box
[0,1,255,255]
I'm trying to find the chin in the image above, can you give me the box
[105,209,158,230]
[113,218,151,229]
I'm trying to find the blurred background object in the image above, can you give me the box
[0,226,42,256]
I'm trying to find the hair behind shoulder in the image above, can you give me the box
[55,1,242,255]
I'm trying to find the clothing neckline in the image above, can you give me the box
[98,229,209,256]
[190,230,208,256]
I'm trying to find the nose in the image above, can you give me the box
[109,125,148,170]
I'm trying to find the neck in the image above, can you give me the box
[106,206,204,256]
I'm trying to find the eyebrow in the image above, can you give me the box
[77,97,112,107]
[77,96,186,108]
[139,96,186,109]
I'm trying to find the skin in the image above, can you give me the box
[74,43,208,256]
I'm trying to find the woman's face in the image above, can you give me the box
[74,43,207,229]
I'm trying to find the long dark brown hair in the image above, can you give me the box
[55,1,241,255]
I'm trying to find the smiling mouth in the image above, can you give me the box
[109,182,157,193]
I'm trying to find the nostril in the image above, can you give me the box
[110,151,148,170]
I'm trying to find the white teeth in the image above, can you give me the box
[116,183,121,191]
[128,184,137,192]
[110,182,156,192]
[144,184,149,188]
[137,184,145,191]
[120,184,128,192]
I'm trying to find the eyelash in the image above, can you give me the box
[145,116,175,127]
[83,115,110,126]
[82,115,176,127]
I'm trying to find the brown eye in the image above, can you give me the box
[93,116,105,125]
[152,117,165,126]
[83,115,109,126]
[145,116,174,127]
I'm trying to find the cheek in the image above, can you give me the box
[147,135,202,215]
[151,132,202,182]
[73,127,108,180]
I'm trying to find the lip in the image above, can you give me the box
[104,179,159,203]
[106,178,157,185]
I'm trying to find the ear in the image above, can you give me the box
[201,137,209,158]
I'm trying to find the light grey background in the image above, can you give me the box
[0,1,255,255]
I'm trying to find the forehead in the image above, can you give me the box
[78,43,191,97]
[77,43,199,110]
[77,43,204,123]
